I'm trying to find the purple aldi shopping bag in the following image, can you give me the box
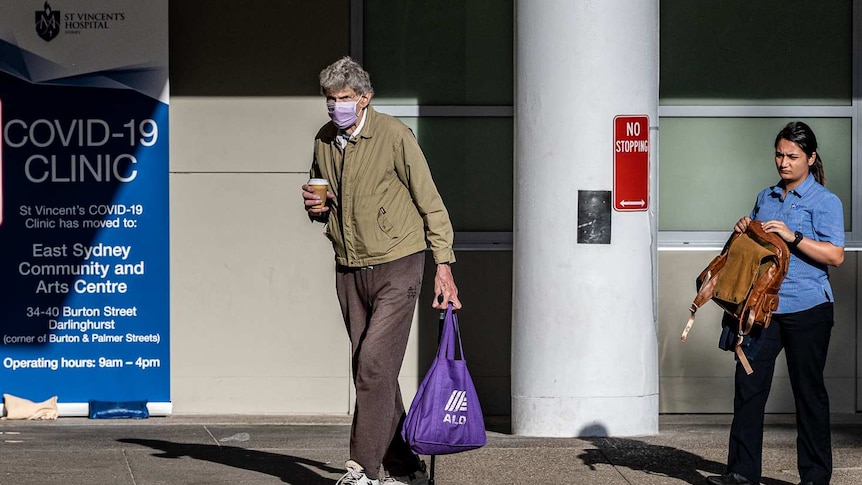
[402,304,486,455]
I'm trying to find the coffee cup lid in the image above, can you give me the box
[308,178,329,186]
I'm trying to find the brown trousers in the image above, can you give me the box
[335,251,425,479]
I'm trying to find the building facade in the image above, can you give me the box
[168,0,862,426]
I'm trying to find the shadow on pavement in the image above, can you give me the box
[578,437,794,485]
[118,438,342,485]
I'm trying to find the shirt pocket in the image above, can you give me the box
[785,203,811,234]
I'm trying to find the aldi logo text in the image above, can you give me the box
[443,390,468,425]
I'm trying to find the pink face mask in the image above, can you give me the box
[328,101,359,129]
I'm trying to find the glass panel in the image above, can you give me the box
[659,118,852,231]
[363,0,514,106]
[170,0,348,96]
[660,0,852,105]
[400,117,513,231]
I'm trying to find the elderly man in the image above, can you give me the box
[301,56,462,485]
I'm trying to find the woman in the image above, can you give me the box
[707,121,844,485]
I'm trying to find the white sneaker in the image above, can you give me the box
[381,460,429,485]
[336,460,380,485]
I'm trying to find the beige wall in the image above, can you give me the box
[169,97,347,413]
[658,251,859,414]
[168,1,354,413]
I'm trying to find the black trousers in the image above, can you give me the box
[727,302,833,485]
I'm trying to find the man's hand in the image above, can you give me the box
[302,184,334,216]
[433,263,462,310]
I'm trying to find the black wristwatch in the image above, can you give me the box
[790,231,803,248]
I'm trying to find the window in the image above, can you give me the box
[659,117,852,232]
[358,0,514,246]
[659,0,857,245]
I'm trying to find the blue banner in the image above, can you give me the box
[0,1,169,414]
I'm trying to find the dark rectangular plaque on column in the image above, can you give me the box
[577,190,611,244]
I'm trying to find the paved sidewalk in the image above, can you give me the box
[1,414,861,484]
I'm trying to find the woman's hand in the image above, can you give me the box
[760,219,794,243]
[733,216,752,234]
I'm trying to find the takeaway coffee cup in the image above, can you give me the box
[308,178,329,209]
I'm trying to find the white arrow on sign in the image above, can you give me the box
[619,199,646,207]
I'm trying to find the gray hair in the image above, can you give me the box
[319,56,374,96]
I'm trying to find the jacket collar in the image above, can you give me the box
[351,105,377,141]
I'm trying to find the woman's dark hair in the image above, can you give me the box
[775,121,825,185]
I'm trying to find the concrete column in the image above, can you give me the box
[512,0,659,437]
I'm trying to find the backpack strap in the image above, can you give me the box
[735,259,780,335]
[680,266,720,341]
[734,335,754,375]
[680,231,736,342]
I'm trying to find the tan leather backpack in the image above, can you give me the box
[680,220,790,374]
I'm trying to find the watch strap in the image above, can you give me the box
[790,231,803,247]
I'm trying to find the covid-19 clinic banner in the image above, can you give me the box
[0,1,169,415]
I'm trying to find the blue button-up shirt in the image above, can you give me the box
[750,173,844,314]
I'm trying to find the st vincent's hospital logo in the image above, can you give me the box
[34,2,126,41]
[36,2,61,42]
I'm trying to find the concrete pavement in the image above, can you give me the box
[1,414,861,484]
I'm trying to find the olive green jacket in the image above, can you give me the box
[310,106,456,267]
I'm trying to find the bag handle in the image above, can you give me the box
[438,303,466,361]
